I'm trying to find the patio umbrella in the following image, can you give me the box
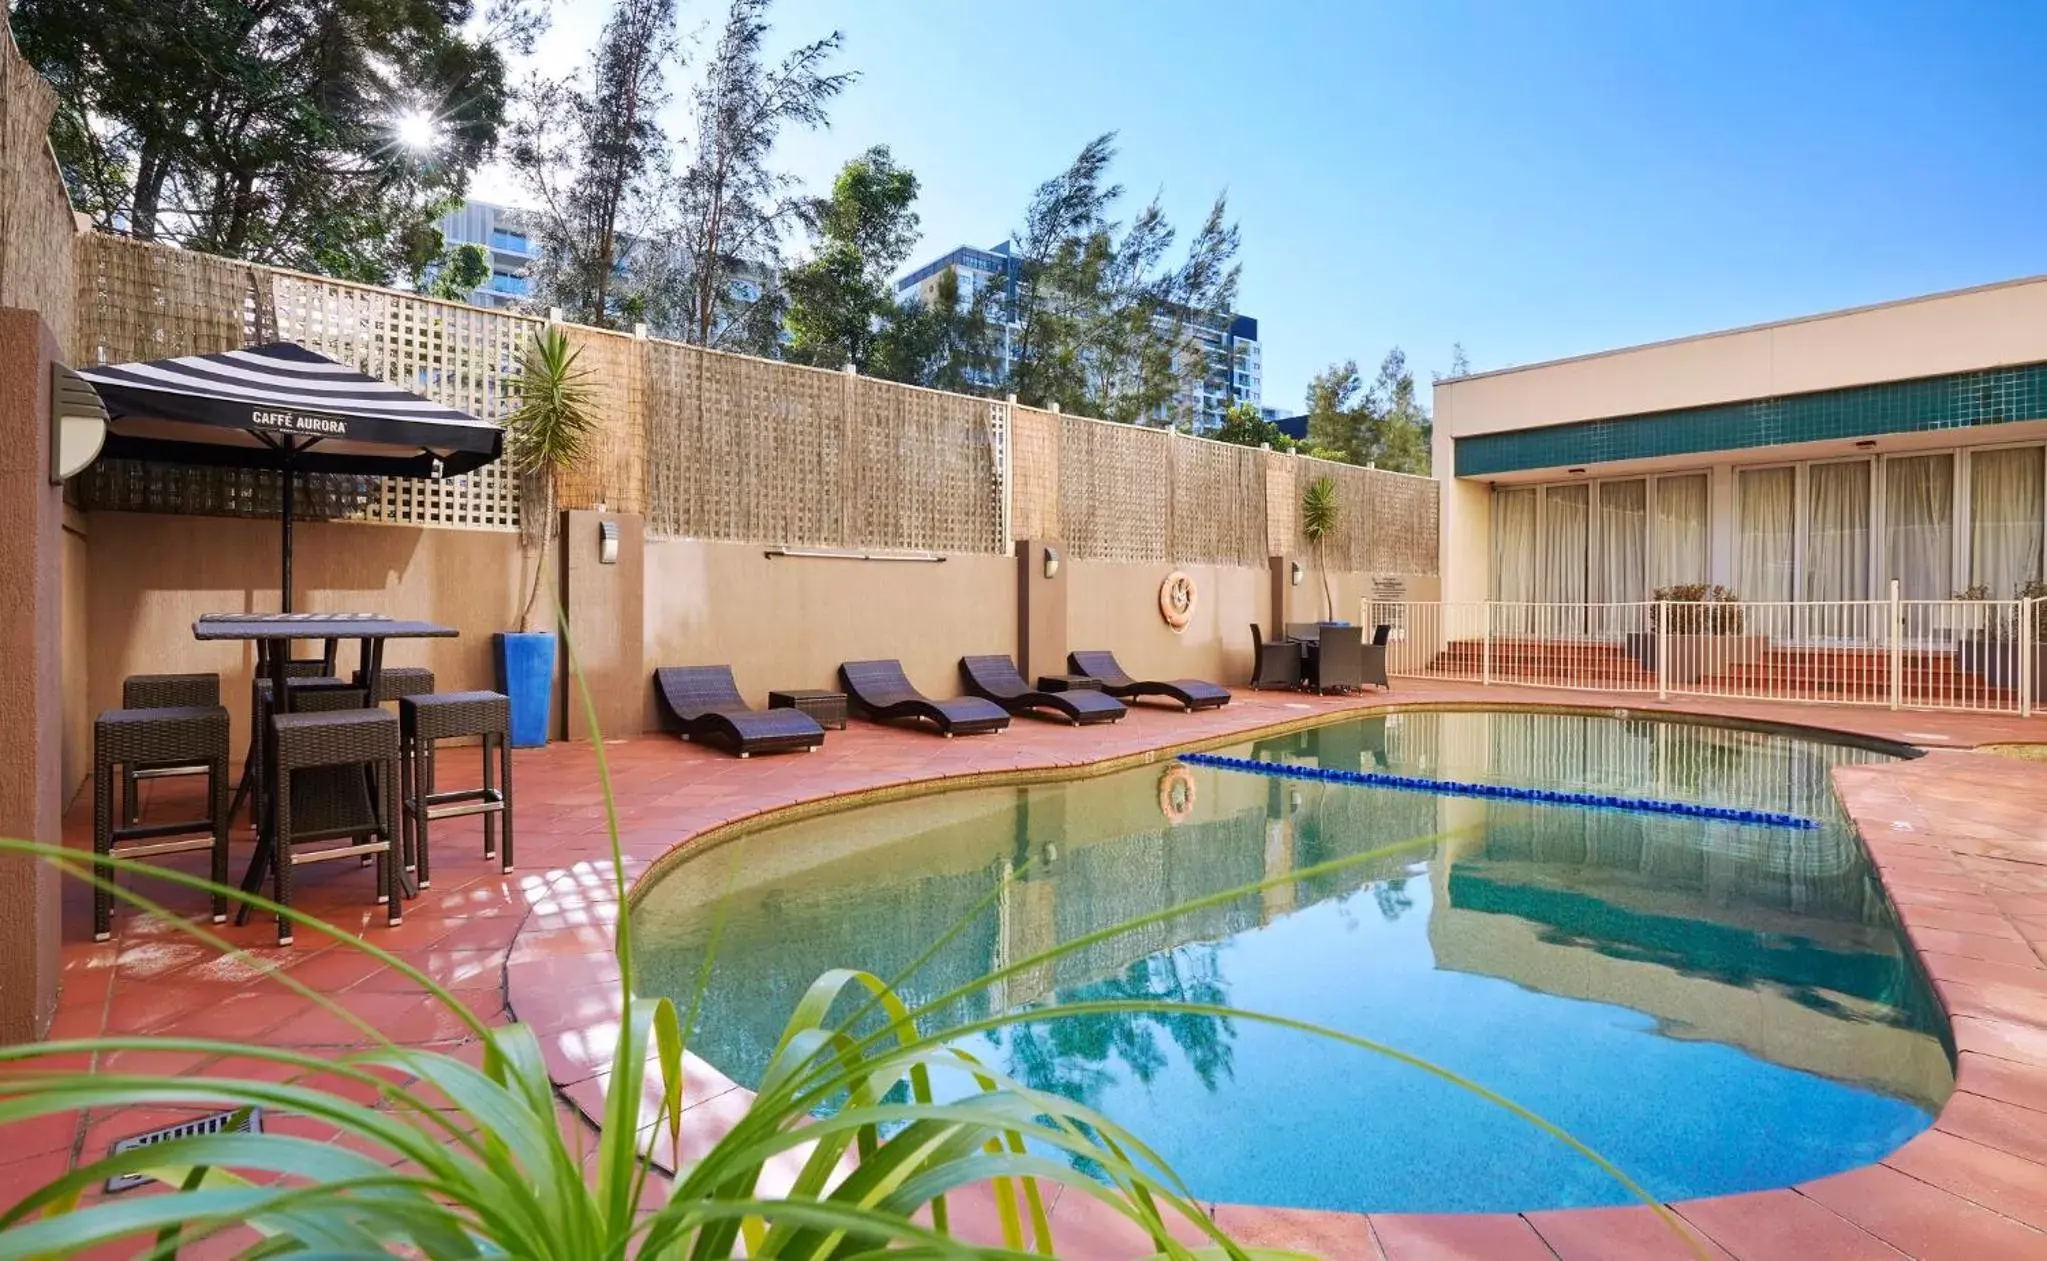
[78,342,504,611]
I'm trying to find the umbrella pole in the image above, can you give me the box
[280,459,294,614]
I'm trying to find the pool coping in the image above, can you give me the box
[505,688,2047,1259]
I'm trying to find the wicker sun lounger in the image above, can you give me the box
[653,666,825,757]
[838,659,1011,736]
[959,655,1127,725]
[1067,650,1232,712]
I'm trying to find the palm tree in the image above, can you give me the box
[508,327,596,631]
[1301,474,1341,622]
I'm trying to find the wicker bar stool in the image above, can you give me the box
[399,691,514,889]
[267,708,401,946]
[92,704,230,941]
[230,675,355,827]
[353,666,435,705]
[119,673,220,825]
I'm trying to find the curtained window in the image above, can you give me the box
[1652,474,1709,589]
[1806,461,1871,602]
[1598,480,1647,602]
[1538,484,1589,603]
[1492,486,1538,602]
[1737,467,1795,603]
[1971,447,2045,598]
[1884,454,1954,601]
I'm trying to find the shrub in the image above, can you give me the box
[1651,584,1743,635]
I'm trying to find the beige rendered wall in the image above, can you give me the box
[1065,561,1268,686]
[1435,274,2047,439]
[640,539,1018,728]
[61,506,90,804]
[81,513,534,762]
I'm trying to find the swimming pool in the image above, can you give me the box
[630,709,1952,1214]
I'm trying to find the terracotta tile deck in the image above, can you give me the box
[16,681,2047,1257]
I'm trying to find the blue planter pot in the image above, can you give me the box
[495,631,556,748]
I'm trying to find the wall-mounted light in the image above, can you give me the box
[598,519,620,565]
[1567,467,1586,476]
[1854,440,1878,451]
[50,363,107,483]
[1042,546,1061,579]
[1289,560,1304,587]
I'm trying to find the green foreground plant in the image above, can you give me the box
[0,632,1706,1259]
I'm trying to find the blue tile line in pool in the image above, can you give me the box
[1178,753,1821,830]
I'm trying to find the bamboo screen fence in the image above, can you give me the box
[40,217,1439,573]
[0,28,75,342]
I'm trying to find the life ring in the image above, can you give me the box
[1158,765,1196,826]
[1159,570,1196,631]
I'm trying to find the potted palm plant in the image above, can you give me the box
[1301,474,1342,624]
[498,327,595,747]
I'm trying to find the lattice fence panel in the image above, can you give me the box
[851,378,1004,553]
[1058,415,1170,563]
[1009,406,1061,543]
[1263,450,1296,559]
[1169,436,1268,566]
[1292,457,1440,575]
[273,273,533,529]
[555,326,643,515]
[648,345,847,547]
[73,233,267,365]
[0,29,76,341]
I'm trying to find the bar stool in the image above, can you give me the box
[399,691,514,889]
[231,676,355,827]
[354,666,435,705]
[93,704,230,941]
[267,708,401,946]
[119,673,220,825]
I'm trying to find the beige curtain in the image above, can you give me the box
[1539,484,1588,603]
[1652,474,1708,589]
[1737,467,1795,602]
[1492,486,1538,601]
[1971,447,2045,597]
[1806,461,1871,602]
[1884,454,1954,601]
[1598,480,1647,602]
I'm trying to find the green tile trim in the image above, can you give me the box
[1455,360,2047,477]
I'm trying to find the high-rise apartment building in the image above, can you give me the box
[895,242,1264,431]
[435,201,538,308]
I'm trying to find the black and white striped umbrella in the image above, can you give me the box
[78,341,507,611]
[80,341,503,478]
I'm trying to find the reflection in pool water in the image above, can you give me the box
[631,711,1952,1213]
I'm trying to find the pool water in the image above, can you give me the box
[630,710,1953,1214]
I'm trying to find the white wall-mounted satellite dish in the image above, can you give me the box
[50,363,108,483]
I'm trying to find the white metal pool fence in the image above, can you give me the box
[1365,589,2045,716]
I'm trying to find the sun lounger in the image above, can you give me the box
[959,655,1127,725]
[838,659,1011,736]
[1066,650,1231,712]
[653,666,824,757]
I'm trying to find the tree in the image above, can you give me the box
[1004,134,1240,425]
[418,241,492,302]
[869,269,1000,392]
[507,329,596,631]
[782,146,919,371]
[510,0,677,328]
[660,0,853,349]
[1211,401,1294,451]
[15,0,530,283]
[1301,475,1342,622]
[1301,349,1434,474]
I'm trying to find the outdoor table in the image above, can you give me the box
[194,613,457,911]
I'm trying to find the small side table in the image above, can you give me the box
[769,688,848,730]
[1037,674,1102,693]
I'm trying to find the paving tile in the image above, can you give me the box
[1369,1212,1557,1259]
[1954,1050,2047,1114]
[1952,1016,2047,1069]
[1208,1204,1387,1259]
[1525,1205,1732,1259]
[1802,1161,2047,1258]
[1880,1128,2047,1232]
[1674,1189,1900,1259]
[1933,1090,2047,1166]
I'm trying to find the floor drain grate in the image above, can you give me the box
[105,1108,262,1193]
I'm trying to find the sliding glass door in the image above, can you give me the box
[1970,447,2045,599]
[1883,453,1954,602]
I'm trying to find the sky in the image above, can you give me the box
[470,0,2047,413]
